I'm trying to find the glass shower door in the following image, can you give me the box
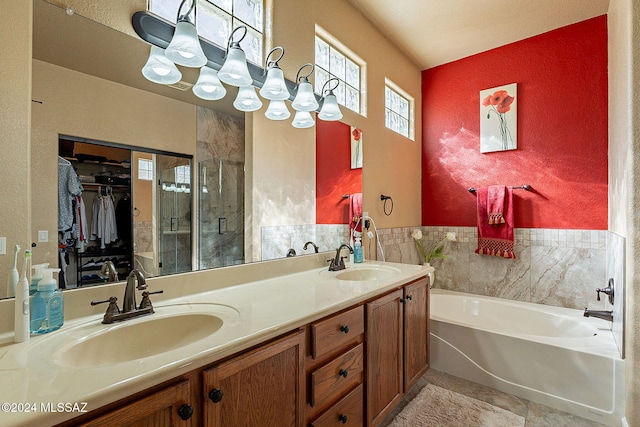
[198,158,244,268]
[157,155,192,275]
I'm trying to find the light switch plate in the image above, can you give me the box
[0,237,6,255]
[38,230,49,243]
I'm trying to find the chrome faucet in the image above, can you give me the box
[328,244,353,271]
[303,241,319,253]
[91,269,163,324]
[123,269,147,312]
[583,308,613,322]
[100,260,119,282]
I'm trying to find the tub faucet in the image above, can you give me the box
[303,241,319,253]
[100,260,119,282]
[328,244,353,271]
[583,308,613,322]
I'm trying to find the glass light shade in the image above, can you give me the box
[318,93,343,121]
[291,111,315,129]
[233,86,263,112]
[218,46,253,87]
[141,46,182,84]
[291,80,319,112]
[259,67,290,101]
[193,67,227,100]
[165,21,207,67]
[264,99,291,121]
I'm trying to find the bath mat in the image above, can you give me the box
[388,384,525,427]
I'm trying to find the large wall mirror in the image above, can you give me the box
[14,0,363,299]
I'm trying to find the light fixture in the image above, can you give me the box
[318,78,343,121]
[259,47,290,101]
[234,85,263,112]
[291,111,315,129]
[141,46,182,84]
[193,67,226,100]
[164,0,207,68]
[291,63,319,112]
[264,99,291,121]
[218,26,253,87]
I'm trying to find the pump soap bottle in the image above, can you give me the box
[354,237,364,263]
[30,268,64,335]
[30,263,49,295]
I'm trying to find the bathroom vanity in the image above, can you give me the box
[0,259,431,427]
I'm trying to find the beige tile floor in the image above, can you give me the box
[381,369,609,427]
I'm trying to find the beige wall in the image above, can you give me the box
[31,60,196,270]
[0,2,32,297]
[271,0,423,230]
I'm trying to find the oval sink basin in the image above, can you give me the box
[53,305,236,368]
[322,265,400,282]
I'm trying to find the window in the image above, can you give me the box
[149,0,264,65]
[175,165,191,185]
[138,158,153,181]
[385,80,413,139]
[315,29,364,115]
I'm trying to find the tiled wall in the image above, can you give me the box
[379,226,617,311]
[261,224,350,260]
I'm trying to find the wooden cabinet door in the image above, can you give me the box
[365,289,403,426]
[403,278,429,392]
[202,331,305,427]
[76,379,195,427]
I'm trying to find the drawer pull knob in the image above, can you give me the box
[208,388,224,403]
[400,298,407,304]
[177,404,194,420]
[340,325,350,334]
[407,295,413,300]
[338,369,348,378]
[338,414,348,423]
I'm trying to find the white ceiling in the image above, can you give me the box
[346,0,610,69]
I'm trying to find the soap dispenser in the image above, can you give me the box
[30,263,49,295]
[30,268,64,335]
[354,237,364,263]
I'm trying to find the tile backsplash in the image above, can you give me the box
[378,226,619,312]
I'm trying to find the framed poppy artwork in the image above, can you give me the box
[350,126,363,169]
[480,83,517,153]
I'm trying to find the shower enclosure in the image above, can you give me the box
[198,158,245,268]
[156,154,192,275]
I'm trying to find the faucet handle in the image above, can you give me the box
[139,290,163,310]
[91,296,120,315]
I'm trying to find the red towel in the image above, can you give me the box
[475,186,516,259]
[487,185,506,224]
[349,193,362,232]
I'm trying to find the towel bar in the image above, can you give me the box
[468,185,531,193]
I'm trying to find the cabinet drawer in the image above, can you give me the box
[311,305,364,359]
[310,343,364,408]
[309,384,363,427]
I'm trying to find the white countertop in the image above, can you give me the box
[0,260,430,426]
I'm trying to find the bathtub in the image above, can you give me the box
[430,289,624,426]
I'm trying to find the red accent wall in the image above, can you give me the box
[422,16,608,229]
[316,120,362,224]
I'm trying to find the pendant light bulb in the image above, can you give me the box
[233,85,263,112]
[264,99,291,121]
[193,67,227,100]
[142,46,182,84]
[291,111,315,128]
[291,79,319,112]
[259,66,290,101]
[318,91,343,121]
[165,20,207,68]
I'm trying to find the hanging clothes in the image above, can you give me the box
[58,156,83,231]
[90,187,118,249]
[74,195,89,252]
